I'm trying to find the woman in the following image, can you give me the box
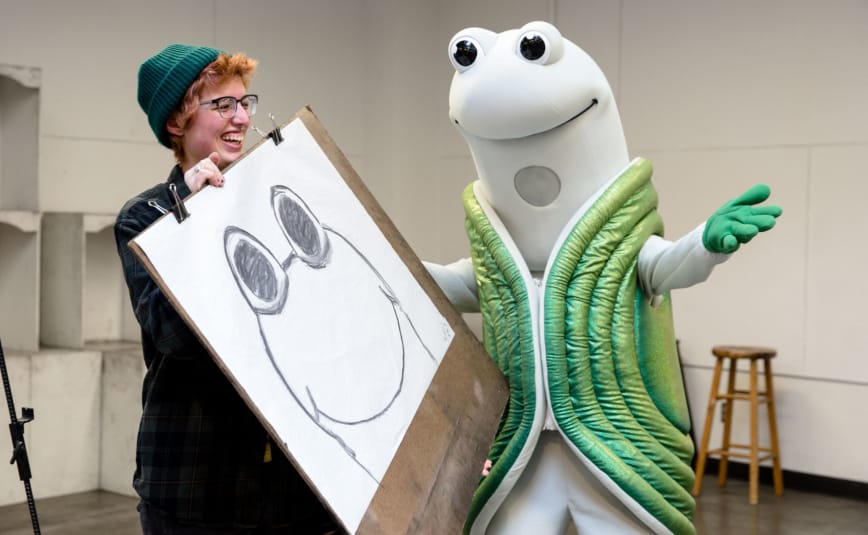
[115,43,341,534]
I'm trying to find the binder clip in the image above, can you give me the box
[253,113,284,146]
[9,407,34,481]
[169,182,190,223]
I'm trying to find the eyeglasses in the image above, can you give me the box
[199,94,258,118]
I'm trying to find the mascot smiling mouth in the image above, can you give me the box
[552,98,598,133]
[454,98,599,139]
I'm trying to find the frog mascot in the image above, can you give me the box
[424,21,781,535]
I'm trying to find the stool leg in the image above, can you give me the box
[749,358,760,505]
[692,357,724,496]
[718,357,738,488]
[764,357,784,496]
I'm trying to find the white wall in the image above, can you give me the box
[617,0,868,484]
[0,0,865,505]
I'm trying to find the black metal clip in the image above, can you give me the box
[267,113,284,145]
[252,113,284,146]
[169,182,190,223]
[9,407,33,479]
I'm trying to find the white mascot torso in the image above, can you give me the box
[425,21,781,535]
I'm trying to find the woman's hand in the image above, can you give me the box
[184,152,224,192]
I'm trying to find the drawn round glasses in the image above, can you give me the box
[224,186,331,314]
[199,94,259,119]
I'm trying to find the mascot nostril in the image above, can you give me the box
[431,19,781,535]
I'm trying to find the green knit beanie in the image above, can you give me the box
[137,43,222,148]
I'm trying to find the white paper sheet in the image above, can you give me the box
[132,117,454,533]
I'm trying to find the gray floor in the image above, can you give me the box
[0,475,866,534]
[0,490,140,535]
[692,477,868,535]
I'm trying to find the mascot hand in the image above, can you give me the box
[702,184,782,254]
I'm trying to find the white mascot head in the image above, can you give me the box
[448,21,630,271]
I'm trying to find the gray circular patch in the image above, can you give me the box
[514,166,561,207]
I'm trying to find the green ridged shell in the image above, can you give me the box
[463,159,696,535]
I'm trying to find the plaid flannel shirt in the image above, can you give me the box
[114,166,335,530]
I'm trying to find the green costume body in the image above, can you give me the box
[463,158,696,535]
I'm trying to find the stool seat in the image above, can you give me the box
[712,345,777,359]
[692,345,783,504]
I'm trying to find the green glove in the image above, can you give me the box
[702,184,782,254]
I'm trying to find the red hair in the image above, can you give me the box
[167,52,258,163]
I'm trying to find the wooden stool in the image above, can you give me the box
[692,345,783,504]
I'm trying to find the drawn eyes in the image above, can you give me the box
[224,186,332,315]
[272,186,331,269]
[225,226,288,315]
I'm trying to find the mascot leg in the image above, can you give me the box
[488,431,649,534]
[487,431,571,535]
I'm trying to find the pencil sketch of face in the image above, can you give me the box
[224,185,436,478]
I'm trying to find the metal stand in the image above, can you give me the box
[1,337,40,534]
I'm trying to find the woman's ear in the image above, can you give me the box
[166,115,184,137]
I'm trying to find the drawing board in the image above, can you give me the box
[129,107,507,534]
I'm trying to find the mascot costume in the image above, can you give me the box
[424,21,782,535]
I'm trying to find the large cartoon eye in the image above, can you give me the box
[271,186,331,268]
[449,36,484,72]
[224,226,288,315]
[518,31,549,63]
[516,21,564,65]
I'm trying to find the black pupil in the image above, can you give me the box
[454,40,477,67]
[277,197,321,257]
[520,34,546,61]
[235,240,278,301]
